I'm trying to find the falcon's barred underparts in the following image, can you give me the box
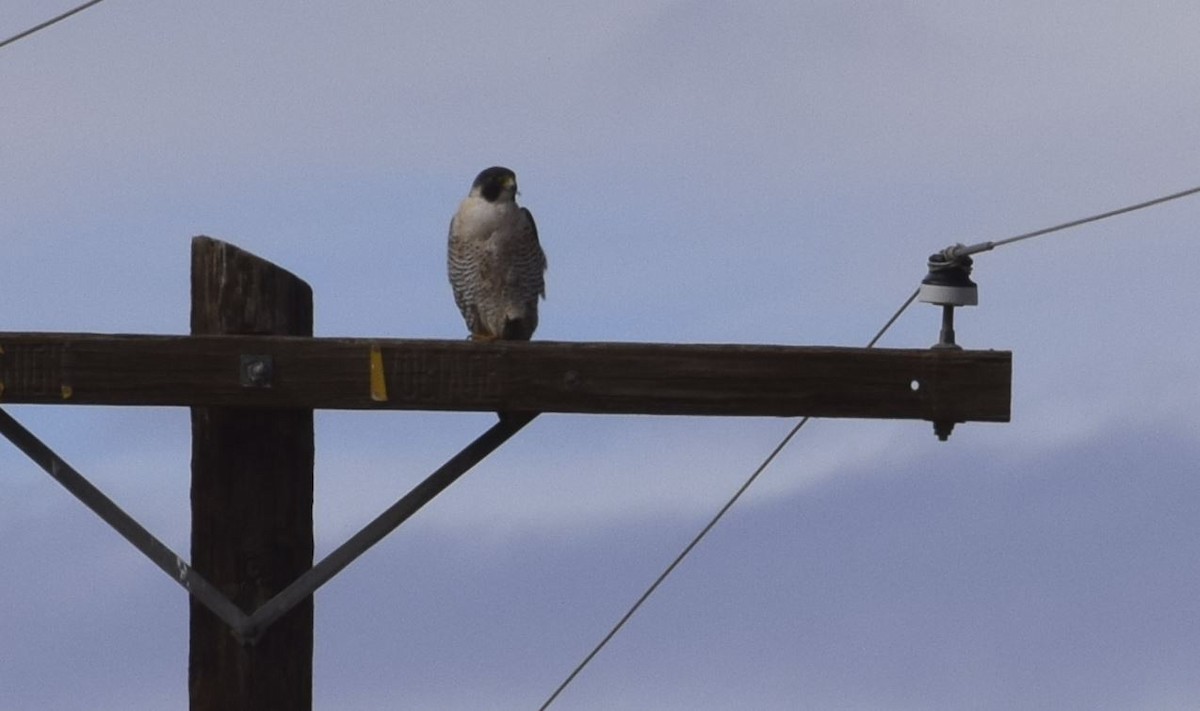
[448,166,547,341]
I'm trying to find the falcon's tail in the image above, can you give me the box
[501,315,536,341]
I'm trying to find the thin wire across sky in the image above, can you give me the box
[538,182,1200,710]
[0,0,107,51]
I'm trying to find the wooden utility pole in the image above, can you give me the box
[0,237,1014,709]
[188,237,314,711]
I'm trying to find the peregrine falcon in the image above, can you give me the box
[448,166,547,341]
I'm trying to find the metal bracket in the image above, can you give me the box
[0,406,535,645]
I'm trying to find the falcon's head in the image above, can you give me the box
[470,166,518,203]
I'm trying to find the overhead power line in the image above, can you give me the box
[537,291,920,711]
[0,0,107,51]
[538,182,1200,710]
[954,183,1200,257]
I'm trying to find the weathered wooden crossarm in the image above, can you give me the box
[0,333,1010,422]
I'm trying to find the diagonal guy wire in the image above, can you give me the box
[536,291,920,711]
[0,405,536,644]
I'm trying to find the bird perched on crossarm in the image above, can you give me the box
[448,166,547,341]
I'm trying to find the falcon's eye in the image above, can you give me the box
[481,180,504,202]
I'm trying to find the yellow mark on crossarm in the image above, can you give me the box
[0,382,5,399]
[61,385,73,400]
[369,346,389,402]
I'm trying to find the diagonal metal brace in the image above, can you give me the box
[0,406,249,632]
[240,412,537,643]
[0,406,536,644]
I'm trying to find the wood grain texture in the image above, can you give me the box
[187,237,314,711]
[0,333,1010,422]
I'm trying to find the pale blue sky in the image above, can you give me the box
[3,2,1199,709]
